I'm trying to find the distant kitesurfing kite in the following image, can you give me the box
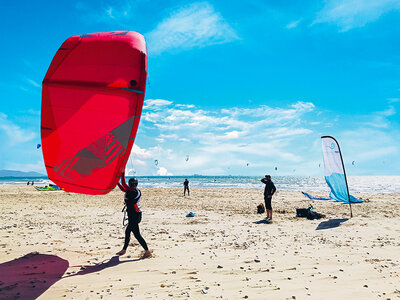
[154,159,159,167]
[185,155,189,162]
[41,31,147,195]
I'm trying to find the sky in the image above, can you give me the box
[0,0,399,176]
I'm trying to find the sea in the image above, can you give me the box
[0,176,399,194]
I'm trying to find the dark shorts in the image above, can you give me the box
[128,212,142,224]
[264,196,272,210]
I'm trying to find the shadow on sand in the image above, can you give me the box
[64,255,141,278]
[0,252,69,300]
[253,219,270,224]
[316,218,349,230]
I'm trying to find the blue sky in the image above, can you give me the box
[0,0,399,176]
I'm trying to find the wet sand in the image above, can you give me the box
[0,185,399,299]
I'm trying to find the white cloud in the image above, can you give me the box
[104,1,132,21]
[198,141,303,162]
[222,130,241,139]
[220,101,315,120]
[159,133,179,140]
[132,99,399,175]
[5,160,45,174]
[356,146,397,161]
[360,105,396,128]
[130,158,147,167]
[111,99,400,176]
[143,99,173,111]
[176,104,195,108]
[313,0,400,32]
[291,101,315,111]
[0,113,36,146]
[27,109,40,116]
[26,78,40,88]
[146,2,239,55]
[286,19,301,29]
[156,167,172,176]
[75,0,135,26]
[339,127,399,174]
[135,99,319,175]
[271,127,313,138]
[379,106,395,117]
[143,100,316,136]
[1,76,41,94]
[131,144,153,159]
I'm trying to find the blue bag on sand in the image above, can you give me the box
[186,212,196,217]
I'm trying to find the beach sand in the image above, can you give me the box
[1,185,399,299]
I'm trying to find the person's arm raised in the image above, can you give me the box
[117,181,126,192]
[118,172,129,192]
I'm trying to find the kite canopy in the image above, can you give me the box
[41,31,147,195]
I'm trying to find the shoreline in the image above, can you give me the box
[0,176,400,193]
[1,185,399,299]
[2,179,400,194]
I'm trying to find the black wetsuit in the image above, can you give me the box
[123,188,148,251]
[261,178,276,210]
[184,180,190,196]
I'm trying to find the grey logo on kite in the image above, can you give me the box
[109,31,129,36]
[53,117,135,180]
[80,31,129,38]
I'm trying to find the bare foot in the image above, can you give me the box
[141,250,152,259]
[116,249,126,256]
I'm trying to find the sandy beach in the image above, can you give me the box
[1,184,400,299]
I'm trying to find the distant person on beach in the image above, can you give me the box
[184,178,190,196]
[116,172,151,259]
[261,175,276,221]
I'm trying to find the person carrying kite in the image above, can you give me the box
[116,172,151,259]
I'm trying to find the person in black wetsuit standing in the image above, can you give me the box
[183,178,190,196]
[261,175,276,221]
[116,172,151,259]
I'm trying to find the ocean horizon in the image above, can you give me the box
[1,175,399,194]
